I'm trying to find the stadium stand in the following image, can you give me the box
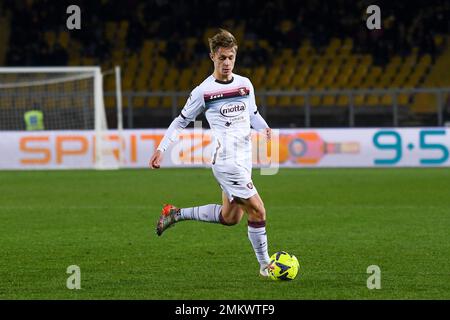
[1,0,450,127]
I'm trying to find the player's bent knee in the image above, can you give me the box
[219,207,243,226]
[220,215,240,226]
[249,205,266,221]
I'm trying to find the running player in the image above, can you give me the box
[149,29,272,277]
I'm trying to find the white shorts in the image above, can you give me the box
[212,164,257,202]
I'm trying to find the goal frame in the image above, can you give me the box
[0,66,121,169]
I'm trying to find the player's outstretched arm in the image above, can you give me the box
[148,114,192,169]
[149,87,203,169]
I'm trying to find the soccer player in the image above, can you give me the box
[149,29,272,277]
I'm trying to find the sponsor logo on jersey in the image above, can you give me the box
[204,87,249,103]
[220,101,246,117]
[209,93,223,100]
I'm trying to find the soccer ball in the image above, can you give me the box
[268,251,299,281]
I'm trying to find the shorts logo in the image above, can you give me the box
[220,101,246,117]
[246,182,254,189]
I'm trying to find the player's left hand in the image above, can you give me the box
[149,149,163,169]
[264,128,272,142]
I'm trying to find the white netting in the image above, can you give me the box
[0,71,97,130]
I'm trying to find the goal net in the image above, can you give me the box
[0,67,121,169]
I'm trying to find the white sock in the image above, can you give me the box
[248,221,270,267]
[177,204,222,223]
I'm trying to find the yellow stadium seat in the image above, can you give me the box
[354,94,365,106]
[176,96,186,108]
[292,75,306,88]
[279,73,293,89]
[360,54,373,66]
[378,76,393,88]
[162,68,178,90]
[258,39,271,51]
[335,74,350,88]
[315,80,327,90]
[293,95,305,106]
[149,76,162,91]
[336,95,349,107]
[266,67,281,81]
[418,54,432,67]
[255,96,263,107]
[326,65,339,78]
[161,96,173,108]
[305,75,320,89]
[340,38,353,55]
[389,55,402,66]
[391,72,408,87]
[298,41,313,57]
[398,93,409,105]
[82,57,95,65]
[324,38,341,56]
[411,93,435,113]
[310,95,321,107]
[254,66,266,80]
[323,95,336,106]
[281,48,294,62]
[104,76,115,91]
[267,96,278,107]
[315,56,329,67]
[58,31,70,49]
[147,97,160,108]
[178,69,194,90]
[310,65,325,77]
[264,78,278,90]
[348,74,365,88]
[296,65,310,78]
[367,95,379,106]
[434,34,444,47]
[133,97,146,108]
[105,96,115,109]
[380,94,393,106]
[371,66,382,79]
[279,96,292,107]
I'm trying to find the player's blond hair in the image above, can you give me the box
[208,29,238,54]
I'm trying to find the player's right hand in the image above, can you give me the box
[149,150,163,169]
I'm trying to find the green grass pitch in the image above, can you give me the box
[0,168,449,299]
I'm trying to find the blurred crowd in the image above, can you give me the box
[2,0,450,67]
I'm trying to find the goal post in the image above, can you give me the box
[114,65,125,167]
[0,66,122,169]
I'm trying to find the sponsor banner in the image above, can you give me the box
[0,128,449,169]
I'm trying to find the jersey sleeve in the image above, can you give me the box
[180,86,205,122]
[156,87,205,152]
[247,78,269,129]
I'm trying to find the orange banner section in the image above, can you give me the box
[20,136,51,164]
[9,129,366,168]
[56,136,89,164]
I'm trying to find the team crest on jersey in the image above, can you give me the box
[238,87,247,96]
[220,101,246,117]
[246,182,254,189]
